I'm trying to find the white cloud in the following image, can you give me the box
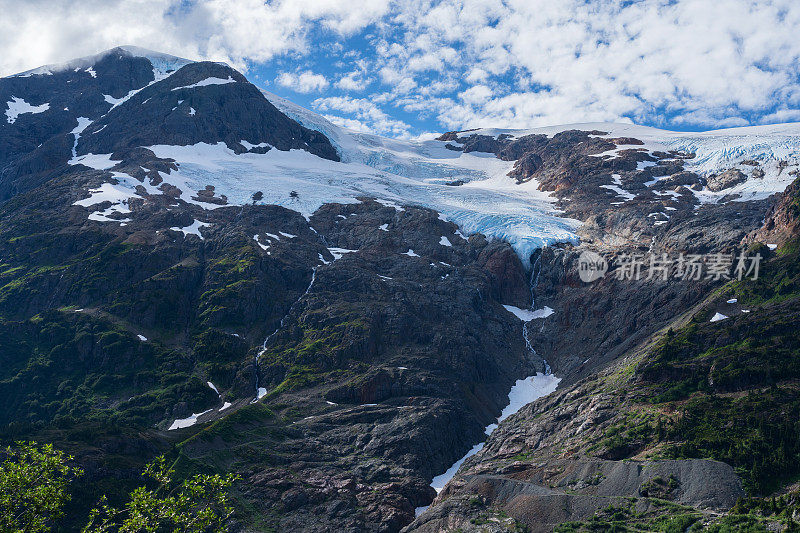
[313,95,411,137]
[464,67,489,84]
[2,0,799,135]
[0,0,390,76]
[334,59,370,91]
[335,71,364,91]
[276,70,329,93]
[460,85,492,105]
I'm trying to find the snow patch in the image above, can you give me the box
[74,182,134,208]
[5,96,49,124]
[241,140,270,150]
[170,220,210,239]
[140,141,579,262]
[168,409,213,430]
[710,312,729,322]
[328,247,358,260]
[402,249,419,257]
[137,334,147,341]
[429,373,561,494]
[171,76,236,91]
[103,92,138,109]
[439,236,452,247]
[69,117,92,159]
[374,198,405,211]
[253,235,270,251]
[600,174,635,201]
[503,305,554,321]
[70,152,119,169]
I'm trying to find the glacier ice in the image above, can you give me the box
[68,86,800,265]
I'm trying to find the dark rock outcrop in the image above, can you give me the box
[707,168,747,191]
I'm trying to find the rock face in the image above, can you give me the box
[417,129,800,531]
[405,459,743,533]
[0,63,545,528]
[744,176,800,248]
[0,47,547,531]
[0,176,539,530]
[76,61,339,160]
[408,183,800,532]
[707,168,747,191]
[528,195,770,386]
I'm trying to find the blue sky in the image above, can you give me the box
[3,0,800,139]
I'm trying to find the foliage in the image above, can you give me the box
[0,441,83,533]
[628,237,800,494]
[0,310,218,429]
[0,441,238,533]
[553,500,702,533]
[83,456,238,533]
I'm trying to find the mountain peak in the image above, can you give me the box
[6,46,191,79]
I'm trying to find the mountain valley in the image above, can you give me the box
[2,47,800,532]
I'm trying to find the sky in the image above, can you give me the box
[1,0,799,139]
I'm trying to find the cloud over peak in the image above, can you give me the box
[2,0,798,137]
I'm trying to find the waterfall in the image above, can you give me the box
[252,268,317,402]
[523,250,551,374]
[416,250,559,517]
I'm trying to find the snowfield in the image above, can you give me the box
[415,372,562,517]
[171,75,236,91]
[168,408,213,430]
[503,304,555,321]
[75,135,580,262]
[466,122,800,205]
[65,73,800,263]
[5,96,50,123]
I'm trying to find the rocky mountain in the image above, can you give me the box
[1,47,800,532]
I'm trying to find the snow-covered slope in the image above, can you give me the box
[73,108,800,262]
[470,122,800,203]
[46,56,799,263]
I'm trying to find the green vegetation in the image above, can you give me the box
[600,409,662,460]
[662,390,800,494]
[83,456,238,533]
[554,497,800,532]
[554,499,703,533]
[552,498,796,533]
[0,442,237,533]
[0,442,83,533]
[619,237,800,494]
[0,310,218,428]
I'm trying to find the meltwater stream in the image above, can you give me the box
[415,261,561,517]
[252,268,317,402]
[414,373,561,516]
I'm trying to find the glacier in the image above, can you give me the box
[68,79,800,264]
